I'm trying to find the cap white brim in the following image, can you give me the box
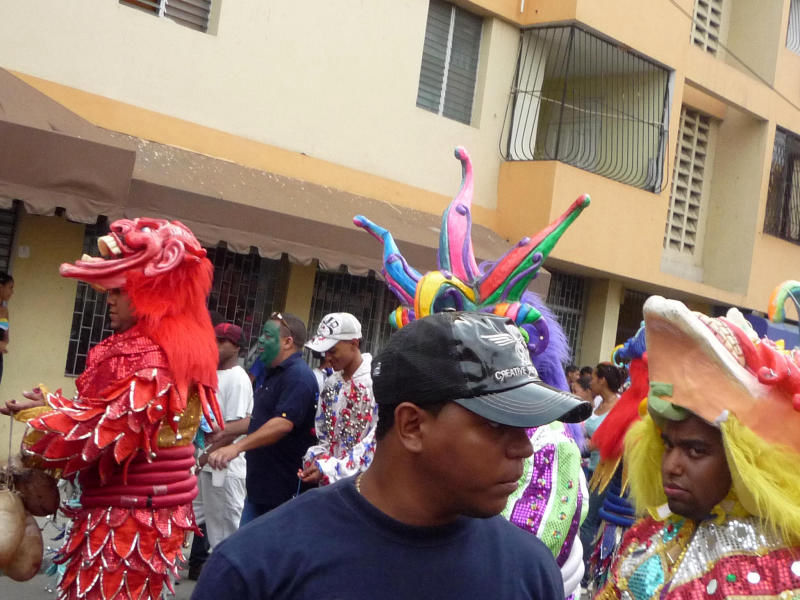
[305,336,338,353]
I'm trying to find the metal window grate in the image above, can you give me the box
[65,229,289,376]
[206,246,289,354]
[502,25,671,192]
[691,0,723,55]
[665,107,712,255]
[544,270,587,362]
[308,269,396,356]
[416,0,482,125]
[789,0,800,55]
[616,289,648,347]
[119,0,212,33]
[65,219,112,377]
[0,205,18,274]
[765,127,800,245]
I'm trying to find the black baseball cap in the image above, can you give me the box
[372,312,591,427]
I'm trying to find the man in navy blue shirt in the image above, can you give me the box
[208,312,318,524]
[195,312,591,599]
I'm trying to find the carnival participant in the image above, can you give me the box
[597,296,800,600]
[566,364,580,385]
[0,271,14,384]
[354,146,592,598]
[196,323,253,548]
[584,327,647,592]
[300,312,376,486]
[192,312,591,600]
[207,312,317,523]
[1,218,221,600]
[579,363,624,577]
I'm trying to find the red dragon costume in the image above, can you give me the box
[16,218,221,600]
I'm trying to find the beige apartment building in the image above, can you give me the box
[1,0,800,455]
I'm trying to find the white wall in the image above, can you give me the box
[0,0,521,209]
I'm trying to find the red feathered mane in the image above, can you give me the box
[125,256,218,403]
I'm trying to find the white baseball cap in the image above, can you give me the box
[305,312,363,353]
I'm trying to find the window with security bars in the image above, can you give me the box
[503,25,671,192]
[616,289,648,347]
[0,205,18,274]
[65,219,112,377]
[765,127,800,245]
[308,269,397,356]
[544,270,587,362]
[416,0,482,125]
[691,0,723,55]
[119,0,212,33]
[664,107,714,256]
[788,0,800,55]
[206,246,289,354]
[65,227,289,376]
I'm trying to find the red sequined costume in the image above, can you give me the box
[19,218,221,600]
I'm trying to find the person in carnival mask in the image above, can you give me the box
[598,296,800,600]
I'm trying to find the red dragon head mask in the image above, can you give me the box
[60,217,217,401]
[60,218,206,290]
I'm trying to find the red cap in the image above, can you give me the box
[214,323,244,346]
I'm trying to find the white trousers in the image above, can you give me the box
[197,470,247,549]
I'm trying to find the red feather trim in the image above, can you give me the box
[593,355,650,461]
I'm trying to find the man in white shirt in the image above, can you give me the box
[199,323,254,547]
[299,313,377,486]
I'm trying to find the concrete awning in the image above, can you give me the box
[121,136,511,274]
[0,68,516,277]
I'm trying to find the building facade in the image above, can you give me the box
[1,0,800,457]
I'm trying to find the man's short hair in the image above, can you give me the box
[375,401,445,440]
[579,366,593,377]
[273,313,307,349]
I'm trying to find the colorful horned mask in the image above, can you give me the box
[354,147,589,357]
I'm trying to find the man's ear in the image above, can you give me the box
[393,403,434,454]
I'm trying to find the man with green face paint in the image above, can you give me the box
[208,312,318,524]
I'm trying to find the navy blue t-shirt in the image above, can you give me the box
[245,352,318,507]
[192,478,564,600]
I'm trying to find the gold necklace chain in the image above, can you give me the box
[355,473,364,494]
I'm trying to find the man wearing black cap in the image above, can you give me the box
[193,312,590,600]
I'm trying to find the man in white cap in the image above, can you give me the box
[299,312,377,486]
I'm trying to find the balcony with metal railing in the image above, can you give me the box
[500,25,672,193]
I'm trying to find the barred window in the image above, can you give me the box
[544,270,587,362]
[0,204,19,274]
[765,127,800,245]
[308,269,396,356]
[503,25,671,192]
[65,226,289,376]
[789,0,800,56]
[119,0,212,33]
[206,246,289,353]
[65,219,112,377]
[616,289,648,347]
[416,0,482,125]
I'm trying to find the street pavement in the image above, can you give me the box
[0,572,197,599]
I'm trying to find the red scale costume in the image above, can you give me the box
[18,218,222,600]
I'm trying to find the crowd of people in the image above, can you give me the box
[2,217,800,600]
